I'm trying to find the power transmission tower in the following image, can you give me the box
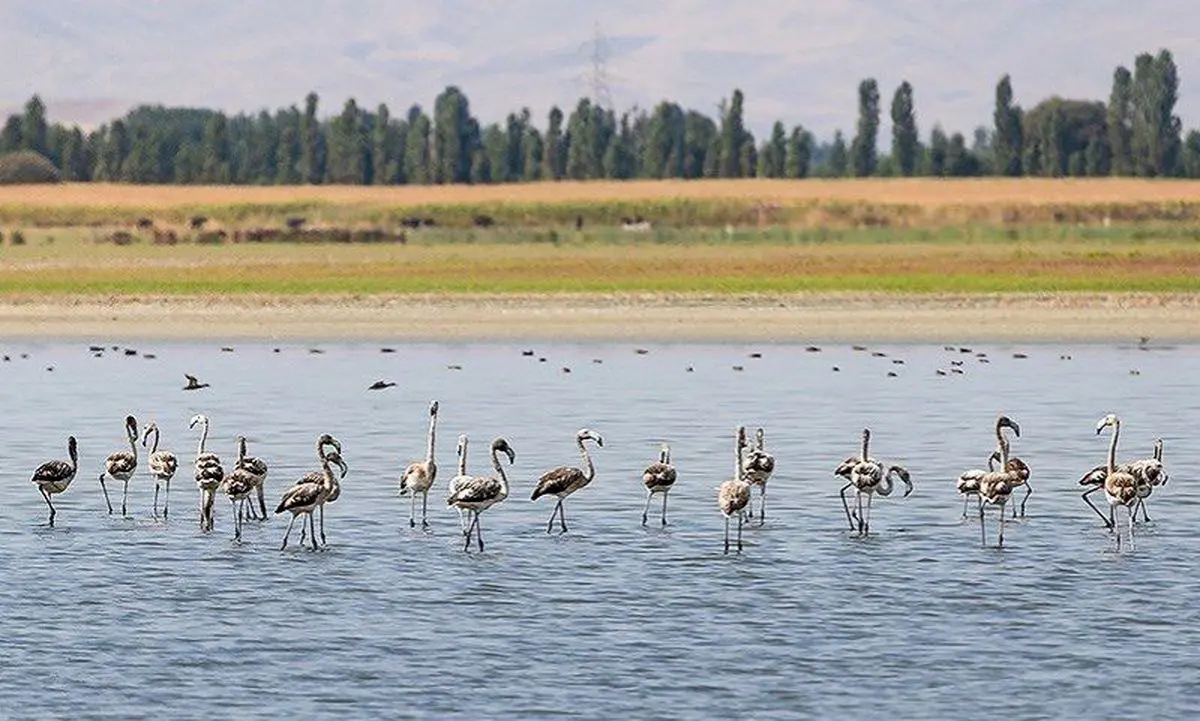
[579,21,615,109]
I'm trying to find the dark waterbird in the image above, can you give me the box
[183,374,210,391]
[368,380,397,391]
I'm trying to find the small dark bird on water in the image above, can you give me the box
[124,349,137,356]
[805,346,822,353]
[1013,353,1028,359]
[220,347,234,353]
[89,345,104,352]
[749,352,763,359]
[308,348,325,355]
[183,374,210,391]
[686,366,695,372]
[562,367,572,374]
[522,350,535,357]
[887,371,898,377]
[832,366,840,372]
[447,364,463,371]
[852,345,868,352]
[635,349,650,355]
[592,359,603,364]
[381,348,397,354]
[872,351,887,358]
[732,365,744,372]
[143,354,156,359]
[368,380,397,391]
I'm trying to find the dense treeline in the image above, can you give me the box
[2,48,1198,184]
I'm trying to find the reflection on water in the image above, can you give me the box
[0,340,1197,719]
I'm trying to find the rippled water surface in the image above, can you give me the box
[1,340,1199,719]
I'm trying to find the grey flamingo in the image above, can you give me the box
[141,421,177,519]
[1096,414,1139,550]
[297,434,344,548]
[531,428,604,534]
[276,435,346,551]
[32,436,78,526]
[741,428,775,523]
[641,443,678,527]
[189,414,224,532]
[100,415,139,516]
[399,400,439,529]
[447,437,516,552]
[718,427,752,554]
[234,436,269,520]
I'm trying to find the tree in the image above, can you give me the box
[543,106,565,180]
[522,125,544,181]
[1107,66,1133,175]
[826,131,848,177]
[992,75,1023,176]
[20,95,49,157]
[718,90,751,178]
[1085,135,1110,176]
[404,109,432,184]
[890,81,919,177]
[326,98,367,184]
[94,120,130,181]
[1182,130,1200,178]
[200,113,231,183]
[757,121,787,178]
[0,115,21,152]
[785,126,813,178]
[850,78,881,177]
[1130,50,1181,177]
[298,92,323,184]
[928,125,948,177]
[433,86,476,183]
[1024,98,1106,178]
[58,127,88,181]
[372,103,394,185]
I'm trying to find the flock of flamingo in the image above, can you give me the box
[28,400,1167,553]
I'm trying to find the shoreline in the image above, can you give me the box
[0,293,1197,342]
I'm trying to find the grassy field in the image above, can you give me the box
[7,178,1200,229]
[2,179,1200,295]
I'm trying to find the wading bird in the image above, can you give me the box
[836,428,912,536]
[32,436,78,526]
[718,428,752,554]
[1095,414,1139,550]
[447,438,516,552]
[741,428,775,523]
[100,415,139,516]
[277,440,346,551]
[641,443,678,527]
[399,401,439,529]
[141,421,177,519]
[190,414,224,532]
[234,436,269,520]
[531,428,604,534]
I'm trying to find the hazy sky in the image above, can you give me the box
[3,0,1197,139]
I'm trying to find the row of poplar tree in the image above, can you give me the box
[2,49,1195,184]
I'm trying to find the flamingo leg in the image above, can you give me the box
[309,513,319,551]
[163,479,170,520]
[1019,482,1033,517]
[839,482,856,530]
[558,501,569,533]
[1128,504,1136,550]
[281,514,297,550]
[121,480,129,517]
[642,492,653,526]
[476,512,485,552]
[758,487,767,525]
[421,492,430,529]
[723,516,730,554]
[99,474,113,515]
[409,493,417,528]
[153,484,160,518]
[231,500,239,541]
[979,503,987,547]
[661,492,669,527]
[1137,498,1152,523]
[736,513,744,552]
[997,503,1006,548]
[545,501,559,534]
[319,504,327,546]
[40,488,55,526]
[257,483,268,521]
[961,494,970,519]
[1081,486,1113,529]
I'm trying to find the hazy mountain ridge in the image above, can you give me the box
[2,0,1198,138]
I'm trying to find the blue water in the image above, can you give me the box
[0,340,1196,720]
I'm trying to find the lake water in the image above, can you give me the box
[0,339,1197,720]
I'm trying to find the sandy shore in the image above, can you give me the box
[0,293,1196,342]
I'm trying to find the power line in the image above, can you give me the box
[578,21,615,110]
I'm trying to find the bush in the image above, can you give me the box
[0,151,61,185]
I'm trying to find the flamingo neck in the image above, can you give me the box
[127,426,138,461]
[458,439,468,476]
[578,437,594,482]
[1107,420,1121,474]
[426,409,438,464]
[149,427,160,455]
[860,431,870,460]
[492,446,509,496]
[238,438,247,464]
[196,421,208,457]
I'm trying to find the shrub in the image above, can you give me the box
[0,151,61,185]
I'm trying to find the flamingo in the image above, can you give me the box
[1095,414,1139,550]
[718,428,752,554]
[977,437,1030,548]
[99,415,139,516]
[234,436,269,521]
[399,400,439,529]
[141,421,177,519]
[32,436,78,526]
[445,435,471,530]
[447,438,516,552]
[641,443,678,527]
[741,428,775,523]
[531,428,604,534]
[189,414,224,532]
[836,428,912,536]
[276,440,347,551]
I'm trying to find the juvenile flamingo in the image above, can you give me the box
[32,436,78,526]
[447,438,516,552]
[100,415,139,516]
[718,428,752,554]
[399,400,439,529]
[141,421,177,519]
[531,428,604,534]
[641,443,678,527]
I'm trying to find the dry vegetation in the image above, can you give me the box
[2,179,1200,295]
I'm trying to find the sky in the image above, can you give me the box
[2,0,1198,140]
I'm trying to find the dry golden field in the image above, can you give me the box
[5,178,1200,209]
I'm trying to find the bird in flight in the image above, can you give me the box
[183,374,210,391]
[368,380,397,391]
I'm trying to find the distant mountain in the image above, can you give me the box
[2,0,1197,138]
